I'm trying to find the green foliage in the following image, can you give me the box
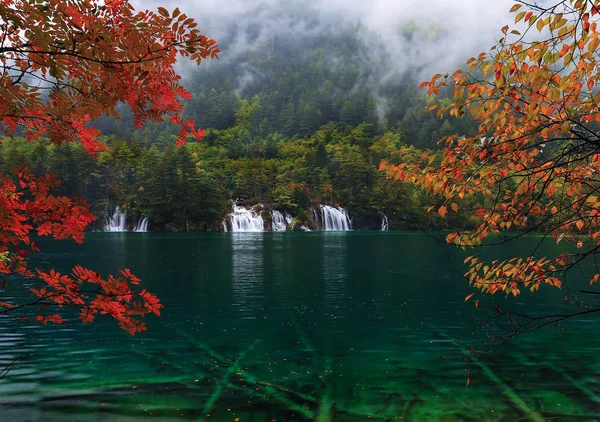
[0,116,480,231]
[92,25,472,148]
[1,25,483,231]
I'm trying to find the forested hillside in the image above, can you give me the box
[0,18,481,231]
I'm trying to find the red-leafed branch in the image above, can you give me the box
[0,167,161,334]
[0,1,217,335]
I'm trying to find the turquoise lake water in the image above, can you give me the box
[0,232,599,421]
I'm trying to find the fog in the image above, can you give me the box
[132,0,514,83]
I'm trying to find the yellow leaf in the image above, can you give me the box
[510,3,522,12]
[576,220,584,231]
[589,37,600,53]
[465,293,474,301]
[529,15,537,26]
[451,203,458,213]
[547,87,561,101]
[483,63,491,77]
[536,18,545,32]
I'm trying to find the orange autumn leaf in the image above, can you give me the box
[438,205,448,218]
[390,0,600,301]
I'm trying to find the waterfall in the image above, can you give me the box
[229,203,264,232]
[271,211,293,232]
[381,215,389,231]
[222,220,228,232]
[320,205,351,231]
[271,211,287,232]
[300,225,311,232]
[105,206,127,232]
[134,217,148,232]
[311,207,320,226]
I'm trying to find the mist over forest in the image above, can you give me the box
[108,0,513,136]
[1,1,515,232]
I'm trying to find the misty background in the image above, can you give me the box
[2,0,527,232]
[95,0,515,142]
[134,0,514,79]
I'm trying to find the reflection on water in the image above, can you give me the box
[104,232,127,270]
[322,233,347,313]
[0,232,599,421]
[231,233,265,318]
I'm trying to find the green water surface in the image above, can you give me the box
[1,232,599,421]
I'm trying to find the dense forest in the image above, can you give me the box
[0,21,482,232]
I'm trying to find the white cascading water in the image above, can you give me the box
[271,211,287,232]
[311,208,320,225]
[230,204,264,232]
[300,225,311,231]
[105,206,127,232]
[222,220,228,232]
[381,215,389,231]
[134,217,148,232]
[320,205,351,231]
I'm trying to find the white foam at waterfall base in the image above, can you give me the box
[381,215,389,231]
[271,211,287,232]
[320,205,351,231]
[105,206,127,232]
[230,204,264,232]
[134,217,148,232]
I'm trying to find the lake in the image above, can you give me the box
[1,232,599,421]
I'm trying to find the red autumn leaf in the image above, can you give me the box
[0,1,219,335]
